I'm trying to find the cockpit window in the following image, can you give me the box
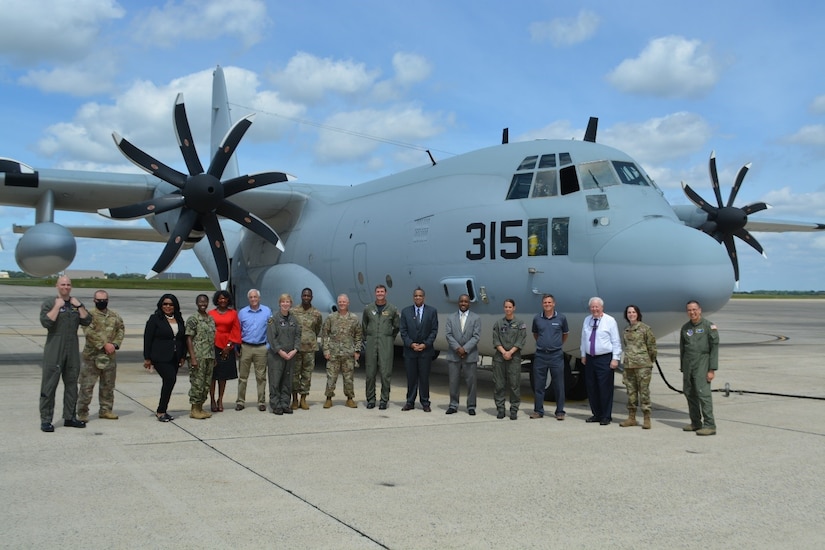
[531,170,558,197]
[580,160,620,190]
[559,152,572,166]
[612,161,650,186]
[517,156,538,171]
[506,172,533,200]
[538,154,556,169]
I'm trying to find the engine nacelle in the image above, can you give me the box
[15,222,77,276]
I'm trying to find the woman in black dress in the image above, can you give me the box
[143,294,187,422]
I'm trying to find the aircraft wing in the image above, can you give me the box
[745,219,825,232]
[13,224,168,242]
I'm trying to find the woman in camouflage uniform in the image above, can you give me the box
[619,305,657,429]
[185,294,216,419]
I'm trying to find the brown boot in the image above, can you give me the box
[299,394,309,410]
[190,404,210,419]
[345,398,357,408]
[290,392,299,410]
[324,397,333,408]
[642,412,651,429]
[619,409,637,427]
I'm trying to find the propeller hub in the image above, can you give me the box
[715,206,747,233]
[184,173,224,212]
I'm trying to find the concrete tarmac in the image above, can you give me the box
[0,285,823,549]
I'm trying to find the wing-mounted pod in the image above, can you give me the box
[258,264,337,313]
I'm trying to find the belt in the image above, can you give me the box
[536,348,561,354]
[242,342,266,346]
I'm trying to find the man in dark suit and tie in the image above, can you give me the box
[444,294,481,415]
[399,288,438,412]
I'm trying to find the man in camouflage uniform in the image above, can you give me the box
[492,298,527,420]
[322,294,363,408]
[77,290,125,422]
[362,284,399,410]
[680,300,719,436]
[185,294,215,419]
[291,287,323,410]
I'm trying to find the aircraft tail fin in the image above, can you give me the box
[584,117,598,142]
[211,66,239,180]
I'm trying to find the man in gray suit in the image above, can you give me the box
[444,294,481,415]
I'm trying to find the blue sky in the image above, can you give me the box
[1,0,824,290]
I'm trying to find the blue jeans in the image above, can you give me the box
[533,351,565,416]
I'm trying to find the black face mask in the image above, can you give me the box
[95,300,108,311]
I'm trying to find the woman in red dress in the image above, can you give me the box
[208,290,241,412]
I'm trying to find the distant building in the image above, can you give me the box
[0,271,9,279]
[157,272,193,280]
[65,270,107,279]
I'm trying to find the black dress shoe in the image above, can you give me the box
[258,404,267,411]
[445,407,457,415]
[496,410,505,419]
[378,402,387,410]
[510,412,518,420]
[599,419,611,425]
[41,422,54,432]
[157,413,173,422]
[272,408,283,415]
[366,402,376,409]
[586,416,600,423]
[401,403,414,411]
[64,417,86,428]
[283,407,293,414]
[235,404,245,411]
[423,405,432,412]
[468,409,476,416]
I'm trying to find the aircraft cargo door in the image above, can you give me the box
[352,242,371,305]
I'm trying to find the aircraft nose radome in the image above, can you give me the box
[593,218,734,314]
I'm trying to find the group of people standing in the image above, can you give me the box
[37,276,719,436]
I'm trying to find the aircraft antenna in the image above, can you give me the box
[502,128,509,144]
[426,150,436,166]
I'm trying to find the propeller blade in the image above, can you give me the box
[681,182,717,215]
[742,202,770,216]
[734,228,766,257]
[727,163,752,207]
[207,114,255,179]
[222,171,293,198]
[722,235,740,283]
[199,212,230,288]
[216,200,285,252]
[112,133,187,187]
[147,208,198,279]
[173,93,204,175]
[98,194,183,220]
[708,151,724,208]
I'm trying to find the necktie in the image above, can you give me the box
[589,317,598,355]
[416,308,421,324]
[460,312,466,331]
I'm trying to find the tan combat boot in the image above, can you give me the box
[345,398,357,408]
[642,412,651,429]
[324,397,333,408]
[299,394,309,410]
[190,403,211,419]
[290,392,299,410]
[619,409,637,427]
[99,410,118,420]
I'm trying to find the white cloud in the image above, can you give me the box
[270,52,380,104]
[761,187,825,218]
[784,124,825,148]
[133,0,270,48]
[0,0,124,64]
[603,112,713,166]
[529,10,600,47]
[18,55,118,96]
[607,36,728,98]
[811,95,825,115]
[392,52,432,86]
[314,106,445,164]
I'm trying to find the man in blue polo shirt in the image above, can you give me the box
[531,294,569,420]
[236,289,272,411]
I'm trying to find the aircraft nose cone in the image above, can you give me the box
[593,217,733,315]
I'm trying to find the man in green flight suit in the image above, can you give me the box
[362,284,399,410]
[679,300,719,436]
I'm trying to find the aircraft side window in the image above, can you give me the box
[531,170,558,198]
[538,154,556,168]
[612,160,650,186]
[517,156,538,171]
[551,217,569,256]
[580,160,620,190]
[559,152,572,166]
[506,173,533,200]
[586,194,609,211]
[527,218,548,256]
[559,165,579,195]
